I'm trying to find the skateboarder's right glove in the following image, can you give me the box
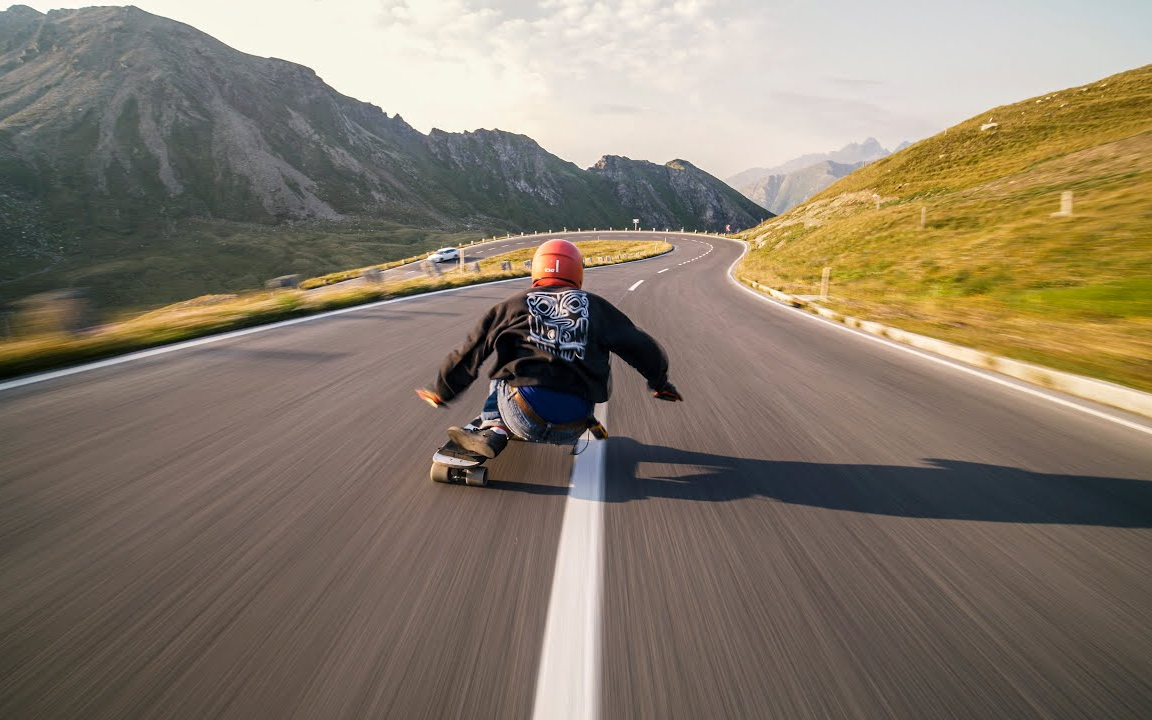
[416,388,446,408]
[651,381,683,402]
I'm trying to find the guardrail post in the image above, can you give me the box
[1053,190,1074,217]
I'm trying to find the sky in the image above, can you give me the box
[13,0,1152,179]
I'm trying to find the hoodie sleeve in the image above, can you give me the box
[599,298,669,390]
[431,303,503,402]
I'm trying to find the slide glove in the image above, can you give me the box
[416,388,446,408]
[651,381,683,402]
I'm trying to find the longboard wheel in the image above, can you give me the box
[464,467,487,487]
[431,463,452,484]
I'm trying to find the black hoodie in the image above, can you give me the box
[431,285,669,404]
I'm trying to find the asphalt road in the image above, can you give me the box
[2,234,1150,719]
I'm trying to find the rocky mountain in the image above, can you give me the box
[727,138,899,214]
[739,160,866,216]
[589,156,769,232]
[728,138,891,187]
[0,5,767,309]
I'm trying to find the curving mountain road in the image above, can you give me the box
[2,234,1151,719]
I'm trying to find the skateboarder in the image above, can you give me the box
[417,239,681,459]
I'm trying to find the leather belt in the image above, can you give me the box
[510,389,592,432]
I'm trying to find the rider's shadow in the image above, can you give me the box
[603,437,1152,528]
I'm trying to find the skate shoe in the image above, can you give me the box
[448,425,509,459]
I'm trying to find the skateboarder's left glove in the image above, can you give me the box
[416,388,446,408]
[651,381,683,402]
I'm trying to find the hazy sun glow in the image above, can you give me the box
[12,0,1152,177]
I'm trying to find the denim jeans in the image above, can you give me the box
[479,380,589,445]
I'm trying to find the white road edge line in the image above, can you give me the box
[532,405,607,720]
[0,276,516,393]
[628,280,644,291]
[720,239,1152,438]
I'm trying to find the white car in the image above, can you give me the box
[429,247,460,263]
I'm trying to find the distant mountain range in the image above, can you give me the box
[0,5,769,308]
[728,138,910,214]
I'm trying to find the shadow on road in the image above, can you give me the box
[601,437,1152,527]
[485,479,568,495]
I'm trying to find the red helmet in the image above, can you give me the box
[531,239,583,289]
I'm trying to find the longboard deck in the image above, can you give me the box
[432,439,485,468]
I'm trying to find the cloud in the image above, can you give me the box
[765,91,904,139]
[366,0,764,125]
[827,76,886,89]
[590,103,647,115]
[17,0,1152,180]
[16,0,785,174]
[769,92,891,120]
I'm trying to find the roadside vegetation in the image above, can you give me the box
[737,64,1152,392]
[0,218,492,313]
[0,239,672,380]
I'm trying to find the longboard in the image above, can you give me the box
[431,439,488,486]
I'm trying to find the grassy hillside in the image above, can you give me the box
[738,64,1152,392]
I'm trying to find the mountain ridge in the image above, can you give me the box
[727,138,899,214]
[0,4,769,309]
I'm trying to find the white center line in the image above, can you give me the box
[628,280,644,291]
[532,407,607,720]
[657,268,669,274]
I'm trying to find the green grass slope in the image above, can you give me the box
[738,64,1152,392]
